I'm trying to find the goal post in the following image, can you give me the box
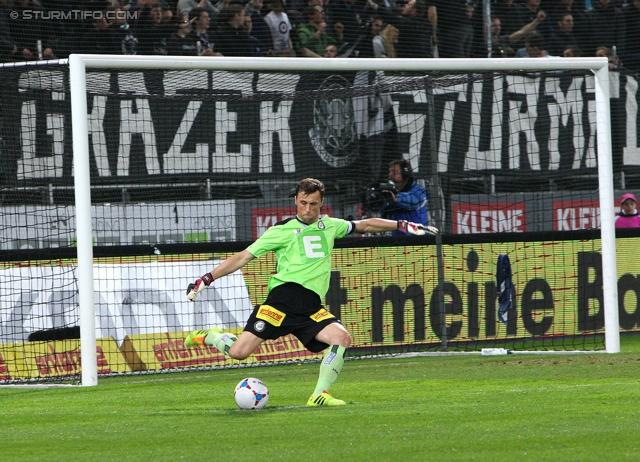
[0,55,620,386]
[69,55,97,386]
[592,63,620,355]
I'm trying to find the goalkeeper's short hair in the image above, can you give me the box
[296,178,325,199]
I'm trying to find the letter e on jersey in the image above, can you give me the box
[303,235,325,258]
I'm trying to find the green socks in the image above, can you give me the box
[205,329,237,356]
[313,345,346,396]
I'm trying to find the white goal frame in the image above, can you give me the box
[68,55,619,386]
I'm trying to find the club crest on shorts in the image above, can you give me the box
[254,320,266,332]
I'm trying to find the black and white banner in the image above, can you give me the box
[1,67,639,185]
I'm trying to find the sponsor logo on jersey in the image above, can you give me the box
[257,305,286,326]
[254,320,266,332]
[311,308,334,322]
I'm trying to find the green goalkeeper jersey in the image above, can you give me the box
[246,215,353,299]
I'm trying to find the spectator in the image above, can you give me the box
[187,7,219,55]
[546,0,573,19]
[515,30,549,57]
[128,0,161,20]
[109,5,139,55]
[584,0,625,56]
[434,0,474,58]
[80,10,121,55]
[507,9,546,48]
[486,16,512,57]
[483,12,553,57]
[49,2,87,58]
[214,0,234,29]
[161,3,174,24]
[136,4,171,55]
[562,44,582,57]
[546,13,578,57]
[8,0,57,60]
[362,0,398,22]
[168,13,199,55]
[330,0,363,48]
[494,0,521,36]
[547,0,588,51]
[595,45,620,70]
[356,0,384,33]
[324,43,338,56]
[622,0,640,71]
[245,0,273,52]
[287,0,309,17]
[244,13,272,56]
[296,4,337,57]
[212,4,253,56]
[385,0,433,58]
[0,0,19,62]
[354,16,384,58]
[289,0,325,26]
[177,0,218,18]
[373,23,398,58]
[320,0,337,34]
[514,0,549,37]
[615,193,640,228]
[381,159,428,236]
[263,0,295,56]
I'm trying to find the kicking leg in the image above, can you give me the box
[185,329,263,360]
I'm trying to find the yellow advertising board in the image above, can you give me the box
[0,345,24,381]
[3,234,639,381]
[336,241,607,345]
[12,338,129,380]
[615,237,640,330]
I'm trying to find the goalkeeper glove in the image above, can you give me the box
[186,272,214,302]
[397,220,439,236]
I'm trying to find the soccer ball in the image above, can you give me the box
[234,377,269,410]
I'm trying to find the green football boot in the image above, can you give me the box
[306,391,346,407]
[184,328,222,347]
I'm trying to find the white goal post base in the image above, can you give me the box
[68,55,620,386]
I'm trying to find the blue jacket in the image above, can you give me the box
[381,181,428,236]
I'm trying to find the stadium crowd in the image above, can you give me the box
[0,0,638,71]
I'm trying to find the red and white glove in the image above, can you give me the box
[186,272,214,302]
[397,220,439,236]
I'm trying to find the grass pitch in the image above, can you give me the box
[3,337,640,462]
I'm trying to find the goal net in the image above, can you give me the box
[0,56,620,385]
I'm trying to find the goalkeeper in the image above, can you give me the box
[381,159,429,236]
[184,177,437,407]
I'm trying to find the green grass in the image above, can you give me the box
[3,337,640,462]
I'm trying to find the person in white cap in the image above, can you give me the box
[615,192,640,228]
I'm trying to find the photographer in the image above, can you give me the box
[381,159,428,236]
